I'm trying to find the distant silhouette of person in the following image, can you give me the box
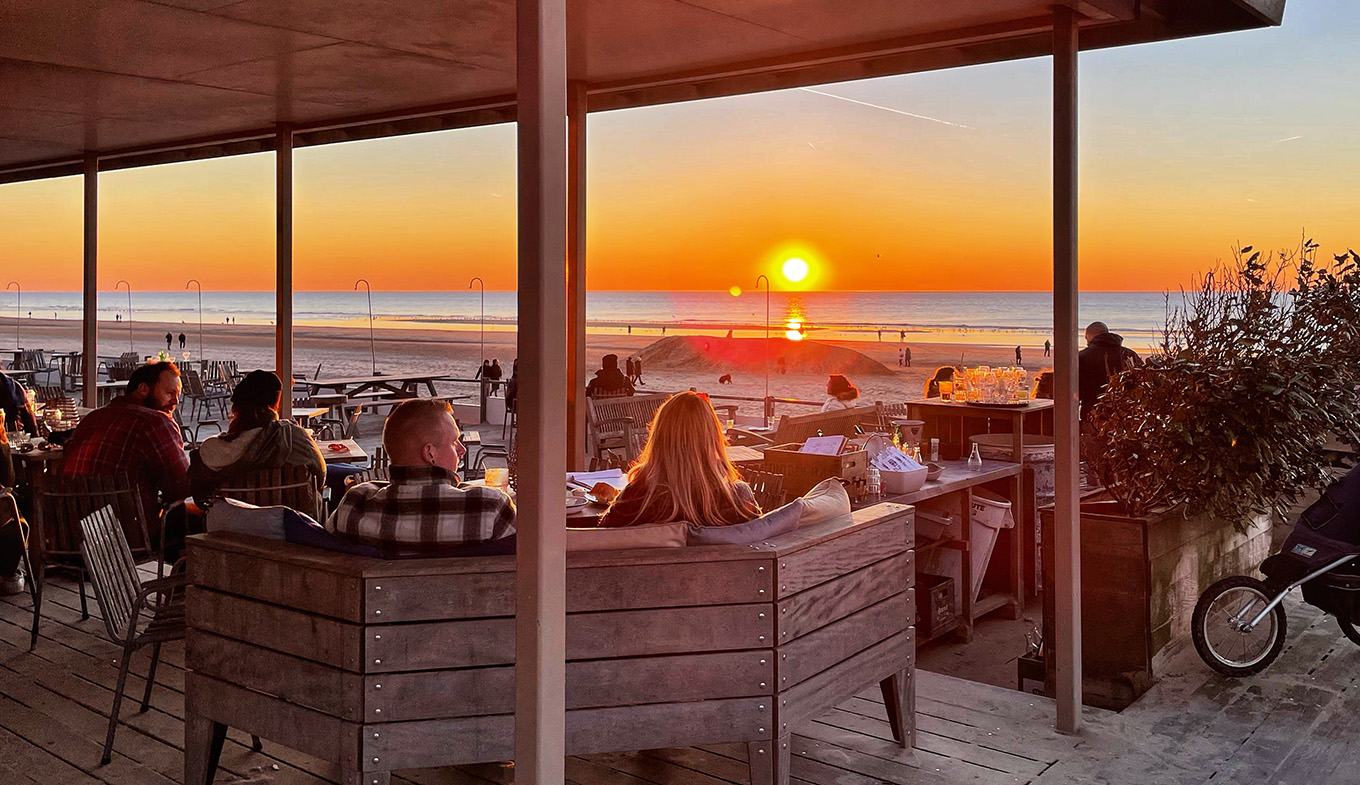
[475,360,489,380]
[1079,321,1142,423]
[505,359,519,414]
[586,354,634,398]
[900,330,906,341]
[627,325,631,335]
[898,347,904,367]
[178,333,186,350]
[488,359,504,393]
[725,329,733,339]
[718,374,733,385]
[904,345,912,367]
[777,356,787,375]
[1015,346,1023,365]
[116,314,121,322]
[1044,339,1052,358]
[625,356,637,384]
[634,356,644,385]
[166,333,173,351]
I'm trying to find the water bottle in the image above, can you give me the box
[867,464,882,500]
[967,442,984,473]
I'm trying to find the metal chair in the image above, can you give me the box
[0,488,39,647]
[181,368,229,423]
[32,474,158,649]
[738,465,787,511]
[78,505,262,764]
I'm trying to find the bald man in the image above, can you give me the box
[1078,321,1142,422]
[328,399,515,558]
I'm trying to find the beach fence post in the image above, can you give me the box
[5,282,17,350]
[1051,3,1082,735]
[186,279,203,364]
[276,125,294,419]
[355,278,377,375]
[115,280,132,353]
[515,0,570,779]
[82,154,98,409]
[469,276,485,366]
[756,274,770,426]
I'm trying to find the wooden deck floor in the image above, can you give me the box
[3,568,1358,785]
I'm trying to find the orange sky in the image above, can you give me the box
[2,3,1355,294]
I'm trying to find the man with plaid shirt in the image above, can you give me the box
[329,399,514,558]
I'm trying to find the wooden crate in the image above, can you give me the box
[761,444,869,502]
[915,572,957,640]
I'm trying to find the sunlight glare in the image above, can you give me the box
[782,257,809,282]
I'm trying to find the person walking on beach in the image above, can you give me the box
[1079,322,1142,423]
[1015,346,1023,365]
[488,359,504,394]
[1044,339,1051,358]
[904,345,912,367]
[634,356,644,386]
[475,360,490,381]
[166,333,173,351]
[178,333,186,350]
[625,356,636,384]
[898,347,904,367]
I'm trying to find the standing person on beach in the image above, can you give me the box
[179,333,186,350]
[1044,339,1052,357]
[624,356,635,384]
[821,374,860,412]
[488,359,504,394]
[475,360,489,381]
[634,356,644,386]
[1079,322,1142,423]
[165,333,173,351]
[1015,346,1023,365]
[904,346,912,367]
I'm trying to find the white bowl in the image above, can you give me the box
[881,465,928,494]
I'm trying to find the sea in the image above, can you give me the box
[9,290,1180,348]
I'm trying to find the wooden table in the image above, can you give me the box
[290,407,329,425]
[873,459,1026,644]
[305,373,447,399]
[94,380,125,406]
[317,439,367,464]
[726,445,765,465]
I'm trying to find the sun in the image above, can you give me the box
[729,285,742,297]
[781,257,809,283]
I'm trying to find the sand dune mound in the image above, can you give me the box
[637,336,893,378]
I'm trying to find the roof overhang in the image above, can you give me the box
[0,0,1285,185]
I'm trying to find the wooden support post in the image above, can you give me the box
[276,126,294,418]
[81,154,98,409]
[567,80,588,471]
[1052,4,1082,735]
[514,0,569,781]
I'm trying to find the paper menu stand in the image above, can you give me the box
[799,435,847,456]
[872,445,922,472]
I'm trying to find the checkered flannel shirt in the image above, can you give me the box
[328,465,516,558]
[59,396,190,521]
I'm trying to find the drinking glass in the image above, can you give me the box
[938,380,954,401]
[484,467,508,488]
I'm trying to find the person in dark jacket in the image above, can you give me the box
[0,370,38,435]
[585,354,634,398]
[1078,321,1142,422]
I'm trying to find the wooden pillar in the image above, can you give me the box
[514,0,569,780]
[81,154,98,409]
[1052,4,1082,735]
[276,126,294,418]
[566,80,588,471]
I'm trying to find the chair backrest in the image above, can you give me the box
[772,405,874,444]
[33,385,64,403]
[37,473,155,562]
[108,360,137,382]
[181,368,208,398]
[79,505,143,641]
[585,392,670,465]
[216,464,323,521]
[119,352,139,364]
[738,465,786,511]
[860,401,908,433]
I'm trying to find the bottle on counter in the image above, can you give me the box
[967,442,984,473]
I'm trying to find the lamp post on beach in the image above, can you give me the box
[469,276,485,365]
[354,278,378,375]
[185,279,204,364]
[115,280,133,352]
[5,281,18,350]
[755,274,771,425]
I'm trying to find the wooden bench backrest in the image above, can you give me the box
[185,503,913,767]
[215,464,323,522]
[771,405,875,444]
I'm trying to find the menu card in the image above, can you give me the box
[871,445,922,473]
[567,468,627,491]
[799,435,848,455]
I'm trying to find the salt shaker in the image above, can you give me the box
[929,438,940,463]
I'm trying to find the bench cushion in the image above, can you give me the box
[687,499,803,545]
[566,521,688,551]
[206,498,381,557]
[799,478,853,526]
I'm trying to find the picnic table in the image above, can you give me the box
[289,407,329,425]
[316,439,367,464]
[304,372,447,399]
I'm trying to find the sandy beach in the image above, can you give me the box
[2,316,1054,416]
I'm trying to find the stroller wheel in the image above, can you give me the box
[1193,575,1287,677]
[1336,615,1360,647]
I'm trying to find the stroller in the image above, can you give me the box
[1193,462,1360,676]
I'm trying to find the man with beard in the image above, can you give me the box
[60,361,190,550]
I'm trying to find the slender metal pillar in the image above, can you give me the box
[1052,5,1082,734]
[566,80,588,471]
[82,154,98,409]
[514,0,569,780]
[276,126,294,418]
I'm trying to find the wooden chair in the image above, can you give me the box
[728,405,874,448]
[215,465,324,522]
[585,392,670,470]
[61,351,84,391]
[31,474,157,649]
[182,367,229,422]
[738,465,786,511]
[78,505,263,765]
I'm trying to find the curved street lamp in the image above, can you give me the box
[5,281,18,350]
[354,278,377,375]
[755,274,771,426]
[115,280,133,353]
[469,276,485,365]
[185,279,204,364]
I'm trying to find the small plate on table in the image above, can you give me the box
[565,495,590,511]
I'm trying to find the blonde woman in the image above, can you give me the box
[599,392,761,527]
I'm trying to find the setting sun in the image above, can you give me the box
[782,257,809,283]
[729,285,742,297]
[785,318,804,341]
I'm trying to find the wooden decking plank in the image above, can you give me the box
[590,750,740,784]
[838,697,1067,764]
[814,708,1046,779]
[797,718,1022,785]
[0,723,105,785]
[639,746,760,784]
[0,690,178,785]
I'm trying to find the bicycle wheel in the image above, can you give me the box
[1336,614,1360,647]
[1192,575,1287,677]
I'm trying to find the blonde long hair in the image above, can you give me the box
[627,392,756,525]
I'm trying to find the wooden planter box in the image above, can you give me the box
[1040,500,1271,710]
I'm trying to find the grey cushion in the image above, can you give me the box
[687,500,804,545]
[205,498,287,539]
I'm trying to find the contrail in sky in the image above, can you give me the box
[800,87,976,130]
[1274,135,1302,143]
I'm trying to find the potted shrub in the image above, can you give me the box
[1041,241,1360,709]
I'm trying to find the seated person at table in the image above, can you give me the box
[924,365,955,398]
[60,361,190,549]
[821,373,860,412]
[329,399,514,557]
[188,370,324,501]
[1,369,38,435]
[599,392,760,528]
[585,354,634,398]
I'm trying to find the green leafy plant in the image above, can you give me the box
[1083,240,1360,524]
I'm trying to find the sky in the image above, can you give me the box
[1,0,1356,294]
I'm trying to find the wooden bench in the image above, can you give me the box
[729,404,878,448]
[585,391,672,468]
[183,503,917,785]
